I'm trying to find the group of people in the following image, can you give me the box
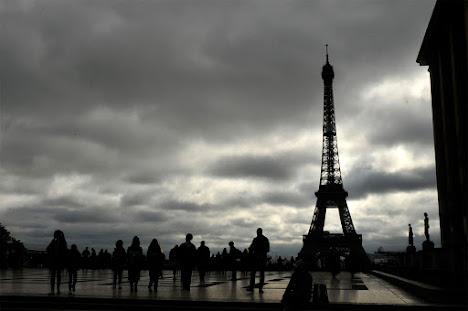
[46,231,164,295]
[45,228,271,294]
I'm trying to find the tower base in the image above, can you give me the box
[299,232,369,270]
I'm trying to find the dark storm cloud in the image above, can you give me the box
[207,148,318,181]
[0,0,438,255]
[53,208,118,224]
[208,154,293,180]
[346,165,436,199]
[160,200,214,212]
[133,210,168,222]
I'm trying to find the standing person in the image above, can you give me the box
[179,233,196,291]
[197,241,210,283]
[81,247,90,269]
[228,241,241,281]
[67,244,81,294]
[327,248,340,278]
[127,236,144,293]
[246,228,270,293]
[111,240,126,289]
[46,230,68,295]
[147,239,164,292]
[169,245,179,280]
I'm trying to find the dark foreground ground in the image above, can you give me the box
[0,269,465,310]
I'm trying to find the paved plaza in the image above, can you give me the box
[1,268,452,310]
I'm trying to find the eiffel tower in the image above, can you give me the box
[299,46,367,265]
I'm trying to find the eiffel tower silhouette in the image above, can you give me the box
[299,46,367,265]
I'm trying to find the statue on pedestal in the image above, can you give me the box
[408,224,414,246]
[424,212,430,241]
[406,224,416,253]
[422,212,434,250]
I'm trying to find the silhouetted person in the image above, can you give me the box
[46,230,68,295]
[90,248,97,269]
[241,249,250,275]
[408,224,414,246]
[327,248,340,278]
[179,233,196,291]
[67,244,81,294]
[246,228,270,293]
[277,256,284,270]
[346,251,359,279]
[81,247,90,269]
[111,240,126,289]
[221,248,228,274]
[103,249,111,269]
[147,239,164,292]
[229,241,241,281]
[424,212,430,241]
[127,236,144,292]
[281,260,312,311]
[169,245,179,280]
[197,241,210,282]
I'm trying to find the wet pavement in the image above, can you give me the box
[0,268,461,310]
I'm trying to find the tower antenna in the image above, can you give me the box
[326,44,329,63]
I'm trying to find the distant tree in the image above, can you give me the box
[1,223,12,268]
[0,223,25,269]
[377,246,384,253]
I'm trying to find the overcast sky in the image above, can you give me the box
[0,0,438,257]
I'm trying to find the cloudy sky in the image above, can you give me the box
[0,0,439,257]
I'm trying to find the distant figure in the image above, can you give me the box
[127,236,144,293]
[67,244,81,294]
[327,248,340,278]
[197,241,210,283]
[246,228,270,293]
[228,241,241,281]
[346,251,360,279]
[424,213,430,241]
[81,247,90,269]
[179,233,196,291]
[111,240,126,289]
[408,224,414,246]
[147,239,165,292]
[46,230,68,295]
[281,260,312,311]
[90,248,97,269]
[169,245,179,280]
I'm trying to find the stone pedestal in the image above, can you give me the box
[422,240,434,250]
[406,245,416,253]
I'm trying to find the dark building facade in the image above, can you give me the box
[416,0,467,290]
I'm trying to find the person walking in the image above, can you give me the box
[246,228,269,293]
[228,241,241,281]
[67,244,81,294]
[197,241,210,283]
[179,233,196,291]
[147,239,164,292]
[46,230,68,295]
[111,240,126,289]
[169,245,179,280]
[127,236,144,293]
